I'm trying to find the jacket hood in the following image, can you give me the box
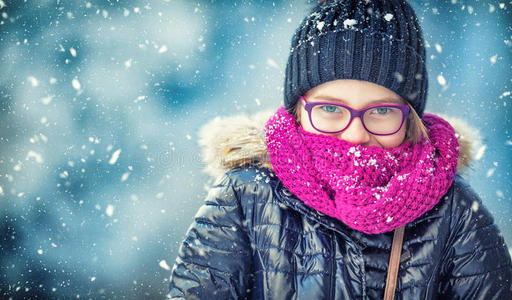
[199,108,480,179]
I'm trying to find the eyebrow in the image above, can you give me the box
[312,95,405,105]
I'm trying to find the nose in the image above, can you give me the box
[337,117,371,145]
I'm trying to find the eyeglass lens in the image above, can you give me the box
[311,105,404,134]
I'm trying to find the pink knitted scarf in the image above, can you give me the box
[265,107,459,234]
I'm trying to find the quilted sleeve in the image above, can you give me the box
[439,178,512,299]
[168,174,253,300]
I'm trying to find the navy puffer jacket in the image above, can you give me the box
[168,112,512,299]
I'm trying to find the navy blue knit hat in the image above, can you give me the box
[284,0,428,117]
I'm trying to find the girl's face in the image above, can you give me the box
[299,79,407,149]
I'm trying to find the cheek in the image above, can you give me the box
[375,126,407,149]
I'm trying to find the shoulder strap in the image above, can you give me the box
[383,226,405,300]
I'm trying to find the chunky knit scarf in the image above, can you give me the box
[265,107,459,234]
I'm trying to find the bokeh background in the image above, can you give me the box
[1,0,511,298]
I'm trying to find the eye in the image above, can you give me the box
[370,107,393,115]
[320,105,341,113]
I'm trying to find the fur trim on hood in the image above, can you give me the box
[199,110,480,179]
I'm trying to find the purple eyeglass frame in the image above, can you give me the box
[300,96,410,136]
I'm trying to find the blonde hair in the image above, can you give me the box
[291,102,429,145]
[405,102,429,144]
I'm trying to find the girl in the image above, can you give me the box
[168,0,512,299]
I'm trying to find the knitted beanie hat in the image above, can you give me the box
[284,0,428,117]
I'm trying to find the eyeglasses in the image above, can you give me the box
[300,96,410,135]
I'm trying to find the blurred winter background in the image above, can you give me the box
[0,0,510,298]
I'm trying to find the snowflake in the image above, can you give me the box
[343,19,357,29]
[316,21,325,31]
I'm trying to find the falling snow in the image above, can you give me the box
[105,204,115,217]
[499,91,511,99]
[490,54,498,64]
[471,201,479,212]
[41,95,53,105]
[475,145,486,160]
[121,172,130,182]
[266,58,279,69]
[159,260,171,271]
[72,78,81,90]
[437,74,447,86]
[26,151,44,163]
[158,45,168,54]
[109,149,122,165]
[27,76,39,87]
